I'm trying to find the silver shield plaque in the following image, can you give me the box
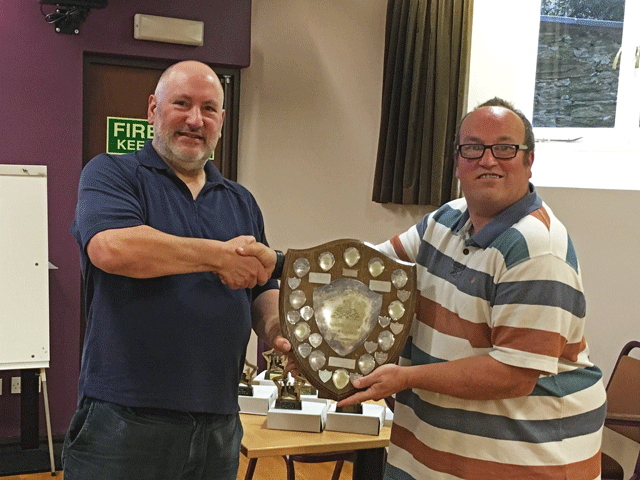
[279,239,416,401]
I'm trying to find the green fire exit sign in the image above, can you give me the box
[106,117,154,154]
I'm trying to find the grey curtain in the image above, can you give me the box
[372,0,473,205]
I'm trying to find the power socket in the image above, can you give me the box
[11,377,20,394]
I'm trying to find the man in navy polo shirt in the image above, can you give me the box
[63,60,287,480]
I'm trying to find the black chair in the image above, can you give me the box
[244,451,355,480]
[601,341,640,480]
[284,451,356,480]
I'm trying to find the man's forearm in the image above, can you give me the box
[87,225,269,287]
[252,290,292,356]
[405,354,540,400]
[341,353,541,407]
[252,290,281,346]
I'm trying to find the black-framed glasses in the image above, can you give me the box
[456,144,529,160]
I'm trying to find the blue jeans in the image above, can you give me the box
[62,398,243,480]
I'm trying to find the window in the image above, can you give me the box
[529,0,639,144]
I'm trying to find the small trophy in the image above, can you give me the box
[279,239,416,409]
[273,373,305,410]
[262,348,286,380]
[238,359,257,396]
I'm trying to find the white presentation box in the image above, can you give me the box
[325,403,386,436]
[267,400,329,433]
[238,385,277,415]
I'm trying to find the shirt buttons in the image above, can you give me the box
[463,248,470,255]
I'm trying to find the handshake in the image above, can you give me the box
[217,235,282,290]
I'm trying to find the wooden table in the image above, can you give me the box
[240,412,391,480]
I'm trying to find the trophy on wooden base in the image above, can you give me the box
[262,348,286,380]
[278,239,416,412]
[238,359,257,396]
[273,373,305,410]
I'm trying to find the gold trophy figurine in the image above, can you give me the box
[238,359,257,396]
[273,373,305,410]
[262,348,286,380]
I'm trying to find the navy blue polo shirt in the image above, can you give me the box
[71,141,277,413]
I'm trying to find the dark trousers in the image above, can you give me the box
[62,398,243,480]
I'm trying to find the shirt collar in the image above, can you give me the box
[140,141,225,186]
[453,183,542,248]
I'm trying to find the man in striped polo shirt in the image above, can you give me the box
[338,98,606,479]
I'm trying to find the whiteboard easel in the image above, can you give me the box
[0,165,54,474]
[0,165,49,370]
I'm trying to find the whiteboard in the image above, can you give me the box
[0,165,49,370]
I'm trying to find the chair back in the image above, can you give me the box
[606,341,640,443]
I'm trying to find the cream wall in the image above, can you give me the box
[537,187,640,379]
[239,0,432,254]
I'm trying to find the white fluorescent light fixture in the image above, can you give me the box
[134,13,204,46]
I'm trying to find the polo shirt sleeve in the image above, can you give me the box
[71,153,145,252]
[376,218,427,264]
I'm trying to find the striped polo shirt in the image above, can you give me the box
[377,185,606,480]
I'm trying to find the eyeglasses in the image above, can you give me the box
[456,144,529,160]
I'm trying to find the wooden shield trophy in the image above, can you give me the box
[279,239,416,402]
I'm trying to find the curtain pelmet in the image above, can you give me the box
[373,0,473,206]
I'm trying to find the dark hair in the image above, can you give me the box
[454,97,535,161]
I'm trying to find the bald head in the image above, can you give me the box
[154,61,224,103]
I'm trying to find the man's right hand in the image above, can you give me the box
[215,236,271,289]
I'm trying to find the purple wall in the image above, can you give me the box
[0,0,251,438]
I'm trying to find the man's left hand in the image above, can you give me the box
[337,364,406,407]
